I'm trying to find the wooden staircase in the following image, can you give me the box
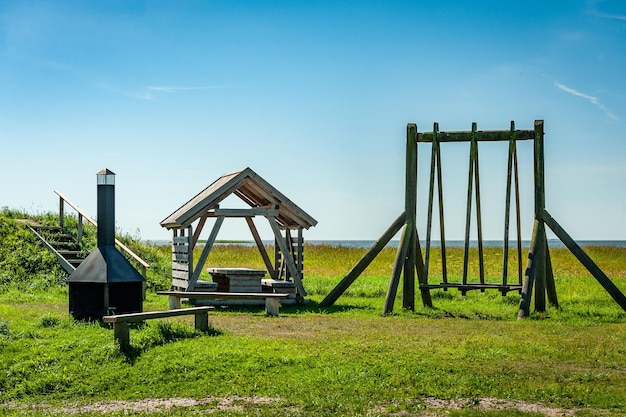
[17,219,87,274]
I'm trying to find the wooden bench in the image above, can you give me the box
[157,291,289,316]
[102,306,215,348]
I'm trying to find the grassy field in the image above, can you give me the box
[1,212,626,416]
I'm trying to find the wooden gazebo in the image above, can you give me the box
[160,167,317,298]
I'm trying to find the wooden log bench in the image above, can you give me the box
[157,291,289,316]
[102,306,215,348]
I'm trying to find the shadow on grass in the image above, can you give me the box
[193,300,373,315]
[104,321,222,363]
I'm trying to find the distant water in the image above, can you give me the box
[144,239,626,248]
[307,240,626,248]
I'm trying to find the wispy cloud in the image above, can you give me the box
[105,84,226,100]
[126,85,224,100]
[587,0,626,21]
[589,9,626,21]
[554,82,618,121]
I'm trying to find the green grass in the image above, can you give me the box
[1,210,626,416]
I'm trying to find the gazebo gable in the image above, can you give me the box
[160,167,317,230]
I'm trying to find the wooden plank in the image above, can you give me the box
[158,291,288,299]
[421,282,523,289]
[172,252,189,261]
[171,278,189,289]
[208,208,280,217]
[319,212,406,307]
[418,129,534,143]
[102,306,215,323]
[172,245,189,251]
[542,210,626,313]
[172,260,189,271]
[172,270,190,280]
[173,236,190,244]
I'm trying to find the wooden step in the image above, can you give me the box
[57,250,83,256]
[50,241,80,250]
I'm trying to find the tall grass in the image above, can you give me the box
[1,211,626,416]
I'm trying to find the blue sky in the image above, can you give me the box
[1,0,625,242]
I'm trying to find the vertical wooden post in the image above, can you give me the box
[513,138,523,285]
[59,195,64,230]
[194,311,209,332]
[187,226,194,288]
[403,228,416,310]
[424,125,437,283]
[502,121,515,289]
[297,227,304,279]
[462,123,476,292]
[533,120,547,312]
[113,322,130,350]
[435,125,448,286]
[473,123,485,288]
[274,235,280,280]
[77,214,84,245]
[403,123,418,310]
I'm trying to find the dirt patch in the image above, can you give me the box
[6,396,284,414]
[4,396,597,416]
[376,396,586,416]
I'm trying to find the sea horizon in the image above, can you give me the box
[144,239,626,249]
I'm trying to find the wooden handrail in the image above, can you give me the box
[54,190,150,274]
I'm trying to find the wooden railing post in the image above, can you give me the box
[77,214,84,246]
[59,195,64,230]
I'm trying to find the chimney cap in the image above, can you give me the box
[96,168,116,176]
[96,168,115,185]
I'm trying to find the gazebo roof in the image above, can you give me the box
[160,167,317,230]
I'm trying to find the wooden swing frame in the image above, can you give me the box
[320,121,626,318]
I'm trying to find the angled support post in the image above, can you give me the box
[543,210,626,312]
[188,217,224,291]
[320,212,406,307]
[267,216,307,297]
